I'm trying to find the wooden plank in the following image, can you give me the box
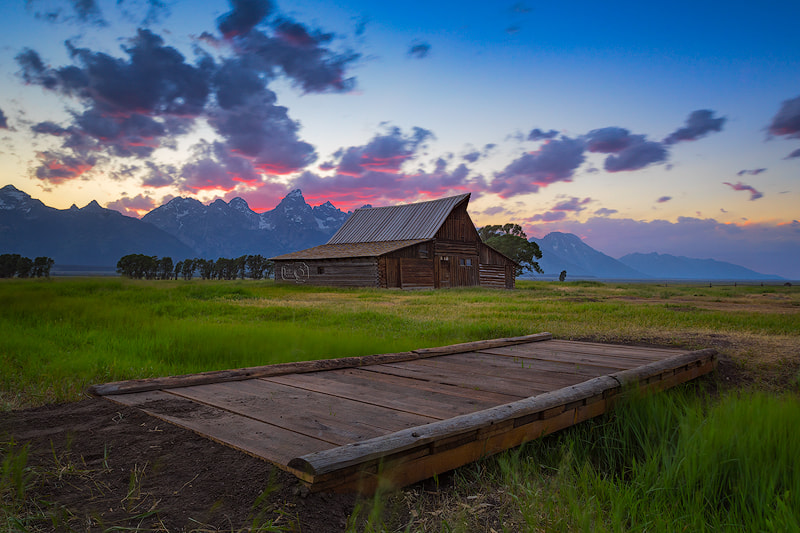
[396,355,587,390]
[479,343,676,368]
[351,367,524,404]
[289,349,716,487]
[289,374,621,479]
[446,352,622,379]
[106,390,334,473]
[89,332,552,396]
[265,369,503,419]
[166,380,436,445]
[534,339,684,358]
[361,361,552,398]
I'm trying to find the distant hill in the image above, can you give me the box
[618,252,784,280]
[531,232,648,279]
[0,185,195,266]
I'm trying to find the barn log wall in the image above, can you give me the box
[275,259,379,287]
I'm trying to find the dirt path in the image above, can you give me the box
[1,398,356,532]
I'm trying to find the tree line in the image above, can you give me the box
[0,254,55,278]
[116,254,274,280]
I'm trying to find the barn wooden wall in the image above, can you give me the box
[274,259,379,287]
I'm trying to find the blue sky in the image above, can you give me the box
[0,0,798,277]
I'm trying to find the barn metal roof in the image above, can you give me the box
[270,240,429,261]
[327,193,470,244]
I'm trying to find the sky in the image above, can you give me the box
[0,0,799,277]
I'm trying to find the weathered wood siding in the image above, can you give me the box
[478,243,516,289]
[275,259,379,287]
[434,204,480,242]
[399,258,435,289]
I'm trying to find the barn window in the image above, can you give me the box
[465,258,473,266]
[317,267,325,274]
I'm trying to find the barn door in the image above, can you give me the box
[438,256,451,288]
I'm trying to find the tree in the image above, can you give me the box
[478,223,543,277]
[32,256,55,278]
[559,270,567,282]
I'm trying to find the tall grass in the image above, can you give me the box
[1,278,798,408]
[494,389,800,532]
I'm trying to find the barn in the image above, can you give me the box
[271,193,517,289]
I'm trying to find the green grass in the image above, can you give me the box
[1,277,798,408]
[1,277,799,531]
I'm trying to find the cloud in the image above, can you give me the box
[723,181,763,201]
[664,109,726,144]
[217,0,273,38]
[552,197,591,212]
[106,193,156,218]
[34,150,98,183]
[330,126,433,176]
[523,217,800,279]
[17,2,360,186]
[26,0,107,25]
[594,208,617,216]
[231,18,359,94]
[527,128,559,141]
[603,137,668,172]
[767,95,800,139]
[180,141,263,191]
[657,196,671,203]
[737,168,767,176]
[141,162,178,188]
[786,148,800,159]
[462,151,481,163]
[584,127,635,153]
[408,42,431,59]
[491,137,586,197]
[0,108,7,129]
[288,127,483,210]
[529,211,567,222]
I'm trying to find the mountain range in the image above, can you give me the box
[0,185,783,279]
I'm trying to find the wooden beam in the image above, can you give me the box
[88,332,552,396]
[288,348,716,492]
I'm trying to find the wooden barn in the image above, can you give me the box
[271,193,517,289]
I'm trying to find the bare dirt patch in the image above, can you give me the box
[1,399,355,532]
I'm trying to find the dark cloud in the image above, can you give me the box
[141,161,177,188]
[408,42,431,59]
[723,181,763,201]
[27,0,107,25]
[510,2,532,14]
[217,0,273,38]
[106,193,156,218]
[786,148,800,159]
[768,95,800,139]
[527,128,559,142]
[117,0,170,26]
[603,137,668,172]
[231,18,358,94]
[491,137,586,197]
[331,126,433,176]
[180,141,264,191]
[657,196,672,203]
[594,208,617,216]
[552,197,591,212]
[584,127,636,153]
[529,211,567,222]
[737,168,767,176]
[0,108,7,129]
[664,109,725,144]
[462,151,481,163]
[289,129,481,209]
[34,150,99,183]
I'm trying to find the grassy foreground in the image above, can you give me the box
[1,277,799,531]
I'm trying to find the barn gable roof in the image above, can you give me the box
[327,193,470,244]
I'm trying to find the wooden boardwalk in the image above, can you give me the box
[90,333,716,493]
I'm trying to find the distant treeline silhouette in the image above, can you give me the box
[116,254,274,280]
[0,254,54,278]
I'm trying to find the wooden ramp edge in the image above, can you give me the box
[288,348,717,494]
[88,332,552,396]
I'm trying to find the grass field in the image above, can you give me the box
[1,277,799,531]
